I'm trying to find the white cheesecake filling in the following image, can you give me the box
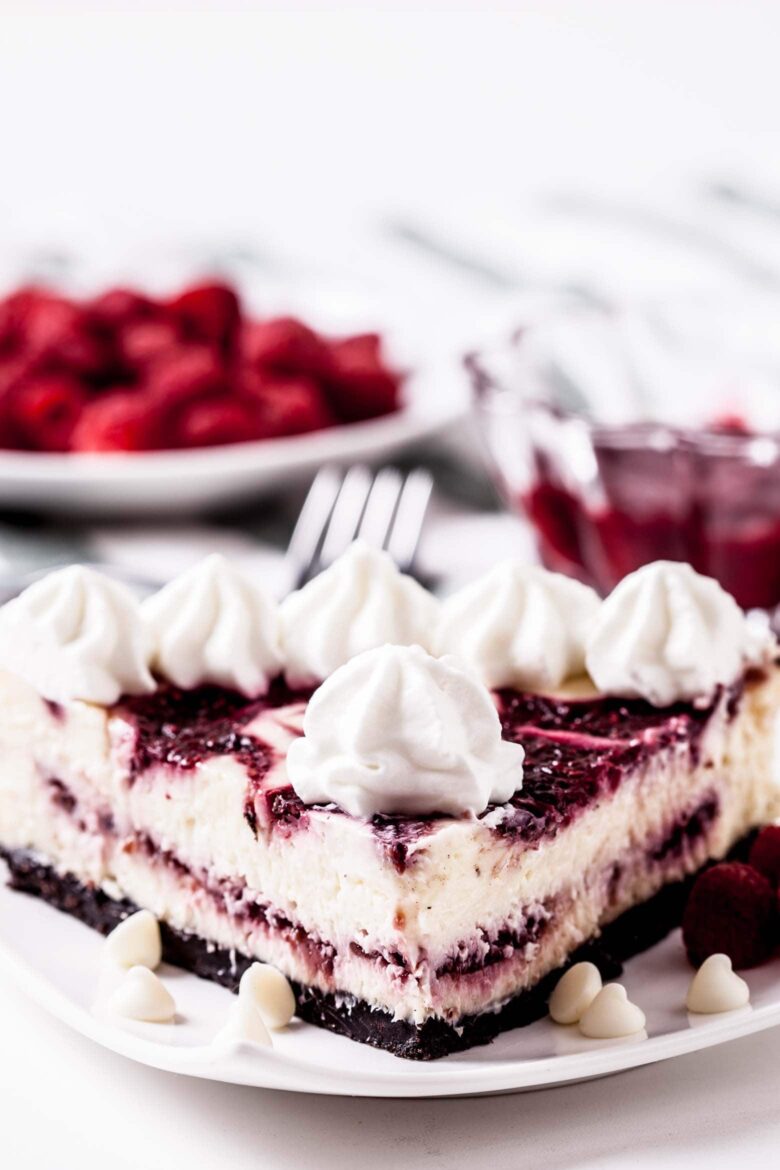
[1,668,778,1024]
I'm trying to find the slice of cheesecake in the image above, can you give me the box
[2,663,778,1059]
[0,554,778,1059]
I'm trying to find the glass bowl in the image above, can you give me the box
[470,298,780,610]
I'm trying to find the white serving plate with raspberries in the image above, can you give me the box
[2,877,780,1098]
[0,280,467,515]
[0,389,459,515]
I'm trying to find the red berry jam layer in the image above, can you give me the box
[119,680,306,784]
[116,676,740,861]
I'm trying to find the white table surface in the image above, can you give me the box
[2,971,780,1170]
[3,2,780,1165]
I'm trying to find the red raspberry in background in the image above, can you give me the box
[0,282,400,452]
[168,282,241,354]
[71,390,160,452]
[682,861,777,969]
[0,293,31,357]
[0,358,31,447]
[88,287,159,332]
[243,371,335,438]
[0,288,54,352]
[0,354,37,397]
[174,397,258,448]
[709,412,750,435]
[147,346,229,412]
[148,346,226,401]
[243,316,332,377]
[10,375,85,452]
[748,825,780,889]
[147,347,235,446]
[0,412,19,448]
[325,333,401,421]
[119,319,183,372]
[2,287,106,378]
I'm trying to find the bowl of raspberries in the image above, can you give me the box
[0,280,455,513]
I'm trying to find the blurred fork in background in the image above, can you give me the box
[0,467,434,602]
[285,465,433,590]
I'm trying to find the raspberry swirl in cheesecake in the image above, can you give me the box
[0,549,777,1059]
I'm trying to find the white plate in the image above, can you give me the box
[2,879,779,1098]
[0,362,463,516]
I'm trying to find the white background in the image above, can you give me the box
[3,3,780,1167]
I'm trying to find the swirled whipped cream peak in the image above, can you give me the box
[585,561,774,707]
[280,541,440,687]
[435,561,600,691]
[0,565,155,705]
[143,554,282,696]
[286,643,525,819]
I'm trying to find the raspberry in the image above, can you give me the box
[0,360,30,447]
[71,390,159,452]
[0,287,54,347]
[0,354,36,397]
[243,317,332,376]
[748,825,780,889]
[0,283,400,450]
[168,282,241,354]
[5,289,107,378]
[119,320,183,371]
[147,346,227,408]
[0,290,36,357]
[10,375,85,451]
[89,288,157,329]
[682,861,777,969]
[243,371,334,437]
[325,333,401,421]
[710,412,750,435]
[173,397,257,447]
[146,348,238,448]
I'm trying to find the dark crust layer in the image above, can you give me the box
[2,843,751,1060]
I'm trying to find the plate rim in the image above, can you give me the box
[2,885,780,1098]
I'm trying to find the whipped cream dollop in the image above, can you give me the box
[585,561,773,707]
[286,644,525,818]
[0,565,154,705]
[280,542,440,687]
[435,561,600,691]
[143,554,282,696]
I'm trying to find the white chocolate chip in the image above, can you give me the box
[107,966,176,1023]
[579,983,646,1039]
[549,962,602,1024]
[104,910,162,970]
[216,996,273,1048]
[686,954,750,1014]
[239,962,296,1030]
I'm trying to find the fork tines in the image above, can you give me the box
[286,465,433,590]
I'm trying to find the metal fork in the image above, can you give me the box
[285,465,433,590]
